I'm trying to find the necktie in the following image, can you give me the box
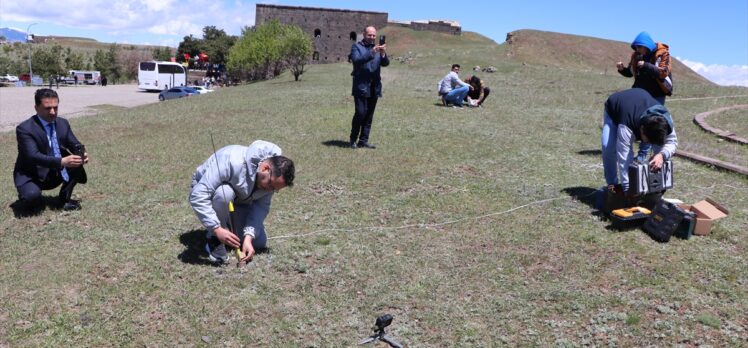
[47,123,70,182]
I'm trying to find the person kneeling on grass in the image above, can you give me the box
[601,88,677,193]
[463,75,491,107]
[13,88,89,214]
[438,64,472,107]
[189,140,295,265]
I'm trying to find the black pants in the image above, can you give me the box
[350,95,378,144]
[465,87,491,105]
[16,167,83,207]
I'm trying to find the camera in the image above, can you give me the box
[379,35,386,45]
[72,144,86,157]
[373,314,393,331]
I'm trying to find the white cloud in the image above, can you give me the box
[148,20,203,36]
[1,0,256,42]
[680,58,748,87]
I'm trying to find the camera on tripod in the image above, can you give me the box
[628,159,673,195]
[373,314,392,331]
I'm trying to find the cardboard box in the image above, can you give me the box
[689,198,729,236]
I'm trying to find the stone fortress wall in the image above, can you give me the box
[256,4,461,64]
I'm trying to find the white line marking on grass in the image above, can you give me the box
[269,196,570,241]
[669,95,748,101]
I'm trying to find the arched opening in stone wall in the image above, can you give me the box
[314,29,321,37]
[349,31,357,40]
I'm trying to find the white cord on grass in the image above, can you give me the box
[668,95,748,101]
[269,195,571,242]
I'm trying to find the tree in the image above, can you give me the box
[202,26,236,65]
[176,34,202,63]
[152,47,172,61]
[64,47,86,70]
[280,25,313,81]
[176,26,237,67]
[30,44,65,79]
[118,49,152,81]
[106,44,121,83]
[0,55,24,75]
[227,20,311,82]
[93,49,111,78]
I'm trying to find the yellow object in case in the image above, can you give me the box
[612,207,652,218]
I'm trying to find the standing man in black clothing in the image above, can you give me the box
[349,25,389,149]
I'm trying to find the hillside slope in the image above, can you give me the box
[503,29,712,85]
[0,24,745,347]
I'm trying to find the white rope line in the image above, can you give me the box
[269,195,571,241]
[669,95,748,101]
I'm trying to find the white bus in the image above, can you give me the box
[138,61,186,91]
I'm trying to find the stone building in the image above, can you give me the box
[255,4,388,64]
[389,20,462,35]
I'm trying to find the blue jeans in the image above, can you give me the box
[191,182,268,251]
[601,111,638,188]
[444,85,470,106]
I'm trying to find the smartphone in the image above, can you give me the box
[379,35,386,45]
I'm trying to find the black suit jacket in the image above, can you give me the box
[13,115,87,187]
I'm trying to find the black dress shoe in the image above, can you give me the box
[358,142,376,149]
[63,200,81,211]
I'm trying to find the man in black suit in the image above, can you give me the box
[13,88,89,213]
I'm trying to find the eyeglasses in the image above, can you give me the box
[269,176,286,193]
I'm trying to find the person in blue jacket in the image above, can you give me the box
[349,26,389,149]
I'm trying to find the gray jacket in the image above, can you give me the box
[438,71,469,95]
[190,140,282,237]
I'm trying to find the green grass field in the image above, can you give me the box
[1,28,747,346]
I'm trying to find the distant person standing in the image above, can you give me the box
[101,75,108,87]
[616,32,673,161]
[349,25,389,149]
[73,75,78,86]
[616,32,673,105]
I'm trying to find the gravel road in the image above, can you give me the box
[0,84,158,132]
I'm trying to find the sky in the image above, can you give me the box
[1,0,746,86]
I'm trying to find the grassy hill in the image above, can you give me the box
[504,29,712,85]
[34,35,170,54]
[0,27,746,346]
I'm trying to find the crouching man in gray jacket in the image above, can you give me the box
[190,140,295,264]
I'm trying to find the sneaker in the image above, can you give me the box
[357,142,377,149]
[63,200,81,211]
[205,242,228,264]
[350,142,358,149]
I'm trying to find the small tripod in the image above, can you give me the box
[358,314,403,348]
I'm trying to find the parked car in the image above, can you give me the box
[158,86,199,101]
[191,86,214,94]
[1,74,19,82]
